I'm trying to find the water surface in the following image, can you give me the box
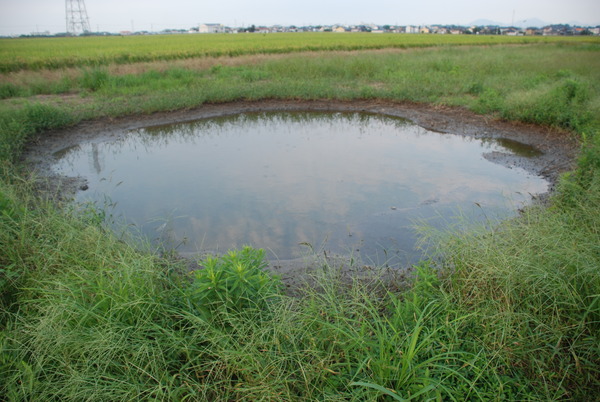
[52,112,548,264]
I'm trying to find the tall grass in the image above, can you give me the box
[0,188,534,399]
[0,104,76,163]
[3,44,598,132]
[423,146,600,398]
[0,40,599,399]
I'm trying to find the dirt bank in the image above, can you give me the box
[24,99,578,183]
[22,99,580,290]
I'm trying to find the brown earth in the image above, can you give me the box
[22,99,580,292]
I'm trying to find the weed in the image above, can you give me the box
[23,103,76,133]
[510,77,592,131]
[0,83,21,99]
[474,87,504,114]
[184,247,282,321]
[428,180,600,398]
[80,68,110,91]
[0,116,29,163]
[0,103,75,164]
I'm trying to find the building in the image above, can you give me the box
[199,24,224,34]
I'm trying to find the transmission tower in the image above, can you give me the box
[66,0,91,34]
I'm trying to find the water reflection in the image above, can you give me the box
[482,137,544,157]
[52,112,548,264]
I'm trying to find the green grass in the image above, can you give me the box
[0,37,599,399]
[420,156,600,399]
[3,44,599,132]
[0,103,76,163]
[0,191,534,399]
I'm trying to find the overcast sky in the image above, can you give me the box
[0,0,598,35]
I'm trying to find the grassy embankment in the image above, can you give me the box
[0,34,599,399]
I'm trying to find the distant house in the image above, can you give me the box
[334,26,347,33]
[542,27,554,36]
[199,24,224,34]
[502,28,521,36]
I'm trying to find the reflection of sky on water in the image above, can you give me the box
[52,112,548,264]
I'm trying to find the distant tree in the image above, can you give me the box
[248,25,256,33]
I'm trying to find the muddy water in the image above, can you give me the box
[51,111,548,265]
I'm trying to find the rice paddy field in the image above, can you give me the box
[1,32,595,72]
[0,33,599,400]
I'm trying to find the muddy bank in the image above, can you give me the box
[22,99,579,290]
[24,99,578,184]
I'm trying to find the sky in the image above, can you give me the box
[0,0,599,36]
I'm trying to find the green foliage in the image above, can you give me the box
[0,79,76,100]
[576,131,600,183]
[185,247,282,320]
[293,262,529,400]
[0,189,522,399]
[473,87,504,114]
[429,176,600,398]
[3,42,599,133]
[0,103,76,163]
[0,186,26,311]
[560,130,600,194]
[503,77,592,131]
[0,83,21,99]
[22,103,76,133]
[80,68,110,91]
[0,114,29,163]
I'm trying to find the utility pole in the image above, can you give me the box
[66,0,91,35]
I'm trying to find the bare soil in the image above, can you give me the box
[22,99,580,291]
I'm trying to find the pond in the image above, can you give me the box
[51,111,548,265]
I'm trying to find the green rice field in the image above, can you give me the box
[1,32,596,72]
